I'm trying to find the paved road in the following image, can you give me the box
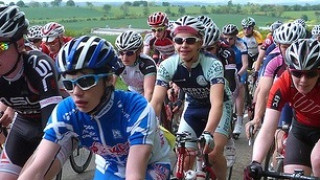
[61,119,253,180]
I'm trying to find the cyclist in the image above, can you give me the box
[143,11,175,64]
[294,18,312,38]
[25,25,42,50]
[238,17,263,70]
[0,5,63,180]
[245,39,320,179]
[202,22,237,168]
[254,20,283,73]
[114,30,157,101]
[222,24,248,138]
[245,22,306,138]
[41,22,73,60]
[18,35,172,180]
[312,24,320,41]
[151,15,233,180]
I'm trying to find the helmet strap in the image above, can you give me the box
[2,43,22,77]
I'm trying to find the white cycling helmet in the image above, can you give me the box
[173,15,205,37]
[269,20,283,32]
[27,25,42,41]
[273,22,306,45]
[198,15,216,27]
[285,39,320,70]
[41,22,65,43]
[0,5,29,41]
[241,17,255,27]
[115,30,143,51]
[294,19,306,27]
[312,25,320,37]
[222,24,238,35]
[203,23,220,47]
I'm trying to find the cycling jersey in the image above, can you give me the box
[262,47,285,79]
[267,70,320,128]
[260,33,273,51]
[114,54,157,94]
[41,36,73,60]
[238,30,263,58]
[0,50,62,175]
[229,37,248,71]
[143,30,175,61]
[44,91,171,179]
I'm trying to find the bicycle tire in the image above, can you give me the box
[55,169,62,180]
[69,147,93,173]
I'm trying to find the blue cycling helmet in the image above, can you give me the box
[56,36,118,74]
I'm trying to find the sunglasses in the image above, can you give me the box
[0,42,12,52]
[173,37,201,45]
[30,39,42,44]
[45,39,59,47]
[151,27,165,33]
[289,69,319,79]
[119,50,136,56]
[62,73,111,92]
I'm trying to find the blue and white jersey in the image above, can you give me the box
[231,37,248,71]
[156,52,232,106]
[44,90,170,178]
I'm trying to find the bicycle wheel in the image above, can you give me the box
[69,146,93,173]
[55,169,62,180]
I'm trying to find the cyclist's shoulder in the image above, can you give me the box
[23,50,56,71]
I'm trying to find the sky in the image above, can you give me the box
[8,0,319,4]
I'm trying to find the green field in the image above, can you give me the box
[21,6,286,37]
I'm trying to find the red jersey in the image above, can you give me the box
[267,70,320,128]
[261,33,273,50]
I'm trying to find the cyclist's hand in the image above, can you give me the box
[0,107,14,127]
[201,131,214,153]
[172,99,183,113]
[244,161,262,180]
[245,119,261,139]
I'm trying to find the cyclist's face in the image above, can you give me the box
[65,70,107,113]
[174,33,202,63]
[290,69,319,94]
[223,35,235,46]
[151,25,166,39]
[279,44,290,58]
[119,50,137,66]
[0,40,19,76]
[244,26,253,36]
[44,37,62,55]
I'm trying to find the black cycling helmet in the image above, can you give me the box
[0,5,29,41]
[56,35,118,74]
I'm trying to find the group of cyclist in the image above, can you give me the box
[0,3,320,180]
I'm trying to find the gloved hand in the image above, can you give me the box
[243,161,262,180]
[201,131,214,150]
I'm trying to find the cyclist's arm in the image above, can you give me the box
[238,54,248,75]
[18,139,60,180]
[205,83,224,133]
[254,48,266,71]
[252,108,280,163]
[126,144,152,180]
[143,45,151,56]
[143,74,156,102]
[150,85,168,117]
[245,76,273,138]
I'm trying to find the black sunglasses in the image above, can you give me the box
[173,37,200,45]
[119,50,136,56]
[289,69,319,79]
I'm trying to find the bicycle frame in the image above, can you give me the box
[174,132,216,180]
[260,170,320,180]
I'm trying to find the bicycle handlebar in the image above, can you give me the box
[257,170,320,180]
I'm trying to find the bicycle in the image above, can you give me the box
[55,138,93,180]
[171,131,233,180]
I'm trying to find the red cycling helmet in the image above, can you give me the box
[147,12,168,26]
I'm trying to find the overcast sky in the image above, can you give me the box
[8,0,319,4]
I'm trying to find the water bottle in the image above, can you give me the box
[185,170,197,180]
